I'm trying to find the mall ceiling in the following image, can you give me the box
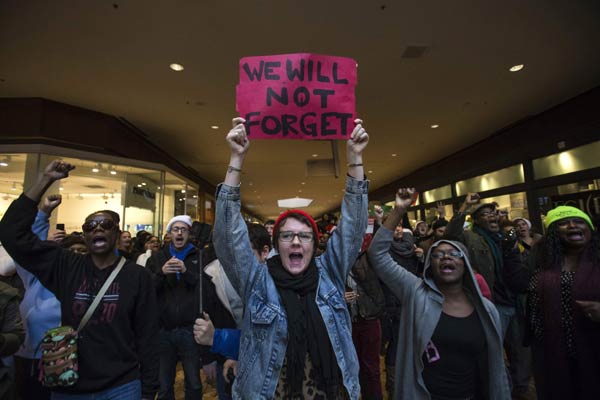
[1,1,600,219]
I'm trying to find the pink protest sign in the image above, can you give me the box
[236,53,357,140]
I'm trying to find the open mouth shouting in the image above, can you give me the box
[439,261,458,275]
[91,234,109,251]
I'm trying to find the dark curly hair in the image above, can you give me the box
[535,222,600,270]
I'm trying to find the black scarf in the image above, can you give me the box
[268,255,341,399]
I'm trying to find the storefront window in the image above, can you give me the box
[0,150,207,240]
[533,141,600,180]
[422,185,452,204]
[455,164,524,196]
[0,153,27,219]
[535,179,600,230]
[35,154,164,235]
[164,172,199,233]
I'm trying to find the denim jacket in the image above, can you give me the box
[214,176,369,399]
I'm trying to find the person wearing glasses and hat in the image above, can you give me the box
[146,215,236,400]
[444,193,523,339]
[0,160,159,400]
[368,188,510,400]
[212,117,369,399]
[503,206,600,400]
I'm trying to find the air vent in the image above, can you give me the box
[306,159,335,177]
[401,45,429,59]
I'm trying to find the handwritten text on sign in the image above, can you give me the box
[236,53,357,140]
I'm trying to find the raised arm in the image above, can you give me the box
[15,195,61,289]
[318,120,369,288]
[0,161,75,295]
[368,189,421,301]
[213,118,262,301]
[444,193,479,241]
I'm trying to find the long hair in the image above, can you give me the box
[535,222,600,270]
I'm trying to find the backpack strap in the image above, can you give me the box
[77,257,126,331]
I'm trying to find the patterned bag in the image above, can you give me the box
[38,257,126,388]
[39,326,79,387]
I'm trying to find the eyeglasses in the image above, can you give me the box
[279,231,314,243]
[430,250,463,259]
[82,219,117,233]
[171,227,189,234]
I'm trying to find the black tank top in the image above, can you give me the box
[422,311,487,399]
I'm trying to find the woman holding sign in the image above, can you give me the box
[213,117,368,399]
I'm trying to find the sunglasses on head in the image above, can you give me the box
[82,219,117,233]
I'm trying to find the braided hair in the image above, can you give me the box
[535,222,600,270]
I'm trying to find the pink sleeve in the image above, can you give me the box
[475,273,492,301]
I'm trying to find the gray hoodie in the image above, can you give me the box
[368,226,510,400]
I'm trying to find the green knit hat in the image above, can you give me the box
[544,206,595,230]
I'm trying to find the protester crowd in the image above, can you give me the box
[0,118,598,400]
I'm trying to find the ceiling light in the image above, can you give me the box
[169,63,184,71]
[137,184,142,187]
[109,166,117,175]
[301,182,306,185]
[368,170,373,173]
[392,153,397,157]
[92,167,99,173]
[59,187,64,191]
[210,125,219,130]
[278,197,314,208]
[0,161,7,167]
[298,190,302,193]
[193,195,197,199]
[312,154,318,158]
[141,182,147,186]
[157,186,161,190]
[181,189,186,193]
[430,124,439,129]
[509,64,524,72]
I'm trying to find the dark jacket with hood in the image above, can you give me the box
[368,226,510,400]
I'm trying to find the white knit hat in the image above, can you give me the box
[166,215,193,233]
[512,217,532,229]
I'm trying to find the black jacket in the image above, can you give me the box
[147,246,236,338]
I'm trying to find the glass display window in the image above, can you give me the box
[455,164,524,196]
[535,179,600,231]
[0,153,27,219]
[533,141,600,180]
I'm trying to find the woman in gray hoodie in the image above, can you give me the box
[368,188,510,400]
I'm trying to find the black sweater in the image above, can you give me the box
[0,195,159,398]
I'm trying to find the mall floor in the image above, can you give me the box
[173,358,537,399]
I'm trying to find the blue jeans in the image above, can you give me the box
[51,379,141,400]
[158,327,202,400]
[495,304,516,341]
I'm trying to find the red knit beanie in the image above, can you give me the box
[273,209,320,242]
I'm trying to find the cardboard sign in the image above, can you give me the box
[236,53,357,140]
